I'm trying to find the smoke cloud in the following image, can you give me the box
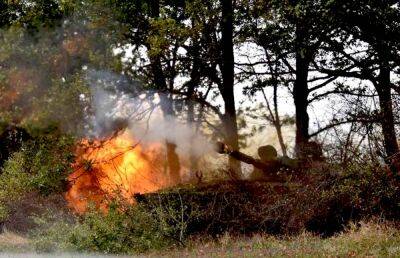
[129,114,214,158]
[83,69,215,160]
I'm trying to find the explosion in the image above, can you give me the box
[65,130,170,213]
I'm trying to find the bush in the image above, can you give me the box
[134,182,287,237]
[0,132,74,197]
[29,162,400,255]
[33,202,178,254]
[135,163,400,238]
[0,131,75,224]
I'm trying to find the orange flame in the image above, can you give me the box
[65,131,170,213]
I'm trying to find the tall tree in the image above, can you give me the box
[108,0,202,182]
[240,0,337,158]
[319,0,400,160]
[148,0,181,183]
[220,0,241,176]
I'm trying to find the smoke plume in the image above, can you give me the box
[83,69,215,160]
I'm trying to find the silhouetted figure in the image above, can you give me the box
[167,143,181,184]
[216,142,297,181]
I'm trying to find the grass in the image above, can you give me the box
[0,230,32,253]
[1,221,399,257]
[151,222,400,257]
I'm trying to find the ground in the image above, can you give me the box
[1,222,399,257]
[153,222,400,257]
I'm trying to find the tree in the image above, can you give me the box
[107,0,195,182]
[239,0,338,158]
[148,0,182,183]
[0,0,119,132]
[108,0,246,177]
[318,0,400,160]
[220,0,241,176]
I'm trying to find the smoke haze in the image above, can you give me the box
[84,69,215,161]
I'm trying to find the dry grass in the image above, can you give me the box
[1,221,399,257]
[0,230,32,252]
[152,221,400,257]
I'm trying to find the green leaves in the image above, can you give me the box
[147,17,188,58]
[0,132,75,198]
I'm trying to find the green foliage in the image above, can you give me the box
[147,17,189,58]
[0,202,9,222]
[30,75,90,133]
[71,205,174,253]
[135,182,284,236]
[0,132,75,199]
[0,152,31,223]
[323,164,400,219]
[0,0,75,31]
[14,163,400,255]
[285,164,400,236]
[0,128,74,224]
[33,202,178,254]
[133,163,400,238]
[0,152,32,202]
[0,2,121,129]
[1,1,400,255]
[25,136,74,195]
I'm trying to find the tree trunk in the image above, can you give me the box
[159,93,181,184]
[149,0,181,183]
[187,26,201,173]
[293,26,310,158]
[220,0,241,178]
[261,86,288,157]
[376,66,399,159]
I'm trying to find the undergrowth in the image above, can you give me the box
[32,202,178,254]
[27,162,400,255]
[0,132,399,255]
[154,221,400,257]
[0,130,74,223]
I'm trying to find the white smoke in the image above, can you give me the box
[83,69,153,138]
[128,114,214,158]
[83,69,214,159]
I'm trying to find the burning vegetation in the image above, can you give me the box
[66,130,172,214]
[1,0,400,256]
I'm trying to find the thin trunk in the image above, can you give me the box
[293,25,310,158]
[187,92,197,174]
[376,65,399,159]
[273,85,288,156]
[261,88,287,157]
[220,0,241,178]
[263,48,287,156]
[149,0,181,183]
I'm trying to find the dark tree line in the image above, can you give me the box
[1,0,400,178]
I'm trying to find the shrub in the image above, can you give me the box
[324,164,400,220]
[135,181,293,237]
[33,202,178,254]
[134,163,400,238]
[0,133,75,197]
[29,162,400,254]
[0,131,75,225]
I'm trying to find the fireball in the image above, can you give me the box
[65,130,169,213]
